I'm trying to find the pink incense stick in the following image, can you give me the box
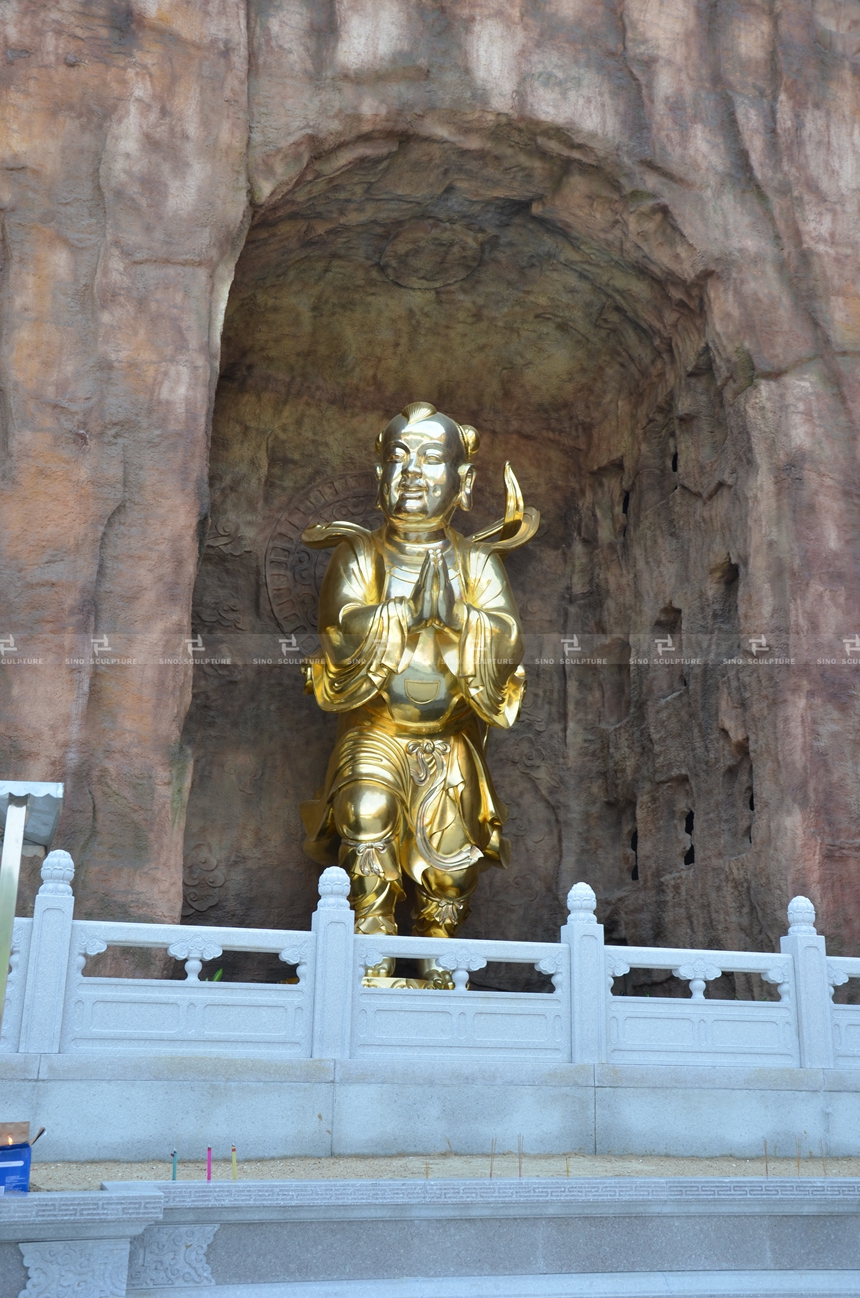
[206,1147,212,1182]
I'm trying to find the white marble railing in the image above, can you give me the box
[1,853,855,1069]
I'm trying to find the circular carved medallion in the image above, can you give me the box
[380,221,483,290]
[265,469,379,642]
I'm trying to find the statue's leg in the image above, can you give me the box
[410,858,481,988]
[411,859,481,938]
[332,781,404,942]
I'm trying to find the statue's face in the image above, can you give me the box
[377,420,471,529]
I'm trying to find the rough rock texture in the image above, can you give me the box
[2,2,860,981]
[0,1,249,922]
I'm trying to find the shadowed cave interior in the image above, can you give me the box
[177,130,762,995]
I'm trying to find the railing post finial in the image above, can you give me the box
[566,881,597,924]
[787,895,817,935]
[316,865,351,911]
[39,849,75,896]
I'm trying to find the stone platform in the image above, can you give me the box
[6,1053,860,1163]
[1,1179,860,1297]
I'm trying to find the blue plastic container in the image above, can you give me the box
[0,1142,31,1194]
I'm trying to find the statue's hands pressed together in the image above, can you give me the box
[409,550,463,632]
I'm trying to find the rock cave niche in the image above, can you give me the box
[180,130,760,987]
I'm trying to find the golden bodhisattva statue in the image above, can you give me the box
[301,402,538,985]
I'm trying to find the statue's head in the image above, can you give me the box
[375,402,479,531]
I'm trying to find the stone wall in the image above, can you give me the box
[2,1,859,972]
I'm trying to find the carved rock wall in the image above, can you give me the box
[2,2,860,969]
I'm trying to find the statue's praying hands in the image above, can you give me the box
[409,549,462,632]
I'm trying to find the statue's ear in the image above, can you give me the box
[374,463,383,509]
[458,464,475,512]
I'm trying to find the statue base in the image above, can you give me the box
[361,975,430,990]
[361,975,462,990]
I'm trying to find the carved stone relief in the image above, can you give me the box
[19,1239,129,1298]
[266,469,379,642]
[380,220,484,289]
[181,845,227,917]
[127,1224,218,1288]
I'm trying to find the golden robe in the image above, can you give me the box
[300,523,526,881]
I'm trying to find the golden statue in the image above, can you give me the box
[301,402,538,984]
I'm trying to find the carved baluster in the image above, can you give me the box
[76,937,107,976]
[448,944,487,991]
[762,962,792,1003]
[605,954,631,993]
[672,958,722,1001]
[536,951,565,992]
[167,938,223,981]
[279,942,309,986]
[826,959,850,1002]
[360,947,386,985]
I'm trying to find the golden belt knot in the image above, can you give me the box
[407,739,450,785]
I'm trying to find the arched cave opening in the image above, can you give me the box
[179,129,753,983]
